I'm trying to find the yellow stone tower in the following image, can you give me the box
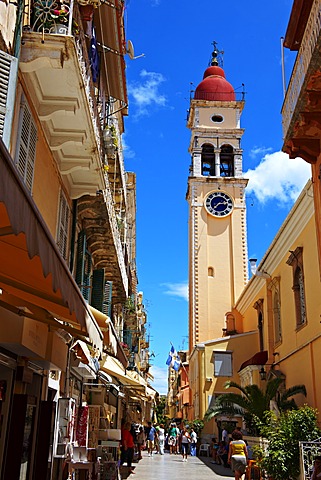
[187,45,248,353]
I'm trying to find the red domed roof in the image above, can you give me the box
[194,65,235,101]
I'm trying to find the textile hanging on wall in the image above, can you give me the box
[76,406,89,447]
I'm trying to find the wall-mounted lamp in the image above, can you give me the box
[249,258,271,279]
[259,366,267,381]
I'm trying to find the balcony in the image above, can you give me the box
[19,0,127,197]
[282,0,321,163]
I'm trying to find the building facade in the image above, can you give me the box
[0,1,155,479]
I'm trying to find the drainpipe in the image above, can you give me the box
[13,0,24,58]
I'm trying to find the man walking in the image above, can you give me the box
[145,421,157,457]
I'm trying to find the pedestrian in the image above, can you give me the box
[120,421,135,474]
[167,422,178,455]
[222,426,229,445]
[311,456,321,479]
[228,430,248,480]
[190,428,197,456]
[216,441,229,467]
[136,426,145,460]
[180,426,191,461]
[210,437,218,462]
[145,421,157,457]
[158,423,165,455]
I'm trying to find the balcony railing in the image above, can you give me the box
[282,0,321,137]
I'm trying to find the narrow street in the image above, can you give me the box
[121,452,234,480]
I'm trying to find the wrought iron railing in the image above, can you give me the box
[27,0,74,35]
[282,0,321,137]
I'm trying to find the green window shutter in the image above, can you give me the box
[102,280,112,318]
[75,230,91,301]
[91,269,105,312]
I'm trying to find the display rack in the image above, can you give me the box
[53,397,76,457]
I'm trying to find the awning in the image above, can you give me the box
[102,355,145,391]
[238,350,268,372]
[88,305,127,366]
[0,139,103,353]
[94,0,128,108]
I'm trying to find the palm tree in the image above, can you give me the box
[204,377,306,435]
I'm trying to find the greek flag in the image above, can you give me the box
[166,345,181,371]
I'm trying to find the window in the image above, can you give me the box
[220,144,234,177]
[208,267,214,277]
[214,351,232,377]
[287,247,307,328]
[273,289,282,343]
[201,143,215,176]
[57,190,70,261]
[254,299,264,351]
[15,95,37,192]
[75,230,92,301]
[211,114,223,123]
[0,50,18,148]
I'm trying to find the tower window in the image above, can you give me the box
[201,143,215,176]
[211,115,223,123]
[220,144,234,177]
[208,267,214,277]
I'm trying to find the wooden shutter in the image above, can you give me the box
[57,190,70,260]
[75,230,92,301]
[91,269,113,318]
[91,269,105,312]
[103,280,112,317]
[15,96,37,192]
[0,50,18,148]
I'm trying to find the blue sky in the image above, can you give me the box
[122,0,311,394]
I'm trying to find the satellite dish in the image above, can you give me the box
[126,40,145,60]
[127,40,135,59]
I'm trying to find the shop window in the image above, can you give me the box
[201,143,215,176]
[287,247,307,328]
[213,351,232,377]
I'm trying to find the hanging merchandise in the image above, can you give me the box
[90,27,100,83]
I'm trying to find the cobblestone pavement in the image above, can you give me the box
[121,451,234,480]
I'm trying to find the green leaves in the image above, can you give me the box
[256,406,320,480]
[203,378,307,436]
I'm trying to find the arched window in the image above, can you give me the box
[220,144,234,177]
[254,299,264,351]
[287,247,307,329]
[208,267,214,277]
[294,266,306,326]
[201,143,215,176]
[273,290,282,344]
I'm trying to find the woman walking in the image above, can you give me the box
[180,426,191,462]
[228,430,248,479]
[158,424,165,455]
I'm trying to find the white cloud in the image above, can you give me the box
[150,365,168,395]
[162,281,188,301]
[249,146,273,159]
[128,70,167,117]
[244,151,311,204]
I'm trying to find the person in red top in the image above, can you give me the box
[121,422,135,474]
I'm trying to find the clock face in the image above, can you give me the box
[205,191,234,217]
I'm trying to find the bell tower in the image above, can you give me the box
[187,44,248,353]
